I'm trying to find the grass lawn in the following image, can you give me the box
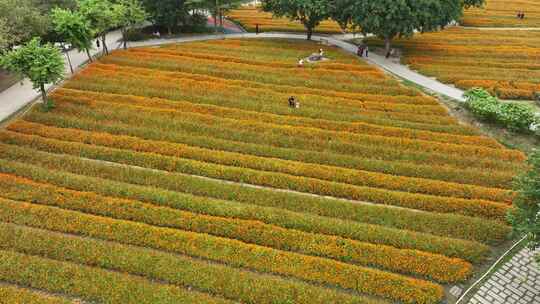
[0,38,526,304]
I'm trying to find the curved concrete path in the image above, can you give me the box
[0,30,470,123]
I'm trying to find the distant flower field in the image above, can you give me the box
[0,38,525,304]
[227,6,344,34]
[369,28,540,100]
[462,0,540,27]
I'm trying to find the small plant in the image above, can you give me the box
[464,88,539,133]
[508,149,540,267]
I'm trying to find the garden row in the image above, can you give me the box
[0,39,521,304]
[227,6,344,34]
[373,28,540,100]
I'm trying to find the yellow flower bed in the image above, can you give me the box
[462,0,540,27]
[227,6,345,34]
[370,28,540,100]
[0,38,524,304]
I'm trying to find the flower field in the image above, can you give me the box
[0,38,526,303]
[227,5,344,34]
[370,28,540,100]
[462,0,540,27]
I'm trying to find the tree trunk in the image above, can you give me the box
[102,34,108,55]
[167,26,172,35]
[219,9,223,27]
[306,27,313,40]
[86,48,93,62]
[213,12,218,32]
[40,83,49,110]
[384,37,392,58]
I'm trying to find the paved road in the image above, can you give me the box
[468,247,540,304]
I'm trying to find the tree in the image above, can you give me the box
[0,38,64,110]
[0,18,11,51]
[77,0,117,55]
[0,0,49,48]
[262,0,330,40]
[51,8,94,62]
[331,0,484,57]
[509,150,540,256]
[142,0,190,35]
[113,0,148,49]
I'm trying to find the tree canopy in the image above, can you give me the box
[0,38,64,109]
[113,0,148,49]
[262,0,331,40]
[77,0,117,54]
[509,150,540,253]
[331,0,484,55]
[0,0,49,48]
[51,8,94,61]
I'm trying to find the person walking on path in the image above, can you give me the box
[364,45,369,57]
[357,45,365,57]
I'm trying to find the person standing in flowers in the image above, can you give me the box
[298,59,304,67]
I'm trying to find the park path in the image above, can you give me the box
[0,30,470,123]
[467,247,539,304]
[0,30,124,123]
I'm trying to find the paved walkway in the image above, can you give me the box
[468,247,540,304]
[0,30,124,122]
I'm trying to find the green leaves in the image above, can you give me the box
[0,38,64,91]
[509,149,540,252]
[51,8,93,52]
[464,88,538,132]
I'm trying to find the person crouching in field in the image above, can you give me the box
[288,96,300,108]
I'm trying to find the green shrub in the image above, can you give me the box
[464,88,539,132]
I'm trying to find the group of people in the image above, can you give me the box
[517,11,526,19]
[356,45,369,57]
[297,48,325,67]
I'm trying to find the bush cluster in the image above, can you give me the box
[464,88,539,132]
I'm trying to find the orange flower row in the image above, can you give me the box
[0,197,444,304]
